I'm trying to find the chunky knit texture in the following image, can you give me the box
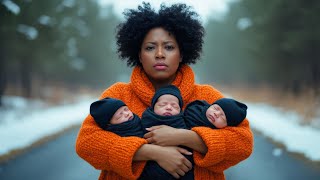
[75,65,253,180]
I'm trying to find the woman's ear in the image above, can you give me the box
[139,54,142,62]
[180,56,183,62]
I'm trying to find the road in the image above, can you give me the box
[225,132,320,179]
[0,128,319,179]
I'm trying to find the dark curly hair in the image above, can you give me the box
[116,2,205,67]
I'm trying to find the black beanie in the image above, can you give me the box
[90,97,126,129]
[151,85,183,109]
[213,98,247,126]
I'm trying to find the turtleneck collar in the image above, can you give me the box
[130,65,195,107]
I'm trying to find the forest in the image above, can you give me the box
[1,0,319,108]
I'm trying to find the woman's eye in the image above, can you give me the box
[165,45,174,50]
[145,46,154,51]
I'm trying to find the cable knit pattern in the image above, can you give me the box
[75,65,253,180]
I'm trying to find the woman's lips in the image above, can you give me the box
[154,64,167,70]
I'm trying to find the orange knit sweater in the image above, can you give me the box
[76,65,253,180]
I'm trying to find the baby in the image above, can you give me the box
[184,98,248,129]
[90,97,144,137]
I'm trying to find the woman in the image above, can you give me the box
[76,2,253,180]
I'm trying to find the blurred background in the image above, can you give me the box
[1,0,320,179]
[1,0,319,123]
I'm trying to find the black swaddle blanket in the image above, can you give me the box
[105,114,144,137]
[141,107,187,133]
[139,108,194,180]
[184,100,217,129]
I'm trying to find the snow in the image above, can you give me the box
[0,96,95,155]
[0,96,319,162]
[38,15,52,26]
[2,0,20,15]
[247,103,320,161]
[17,24,38,40]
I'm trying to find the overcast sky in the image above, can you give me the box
[98,0,237,23]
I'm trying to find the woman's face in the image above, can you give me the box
[139,27,181,84]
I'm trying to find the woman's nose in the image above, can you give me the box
[155,47,165,58]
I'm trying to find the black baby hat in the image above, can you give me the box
[213,98,247,126]
[90,97,126,129]
[151,85,183,109]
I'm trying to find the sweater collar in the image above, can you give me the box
[130,65,195,107]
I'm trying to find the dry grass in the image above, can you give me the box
[212,83,320,127]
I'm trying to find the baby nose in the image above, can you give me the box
[214,111,220,117]
[165,104,173,110]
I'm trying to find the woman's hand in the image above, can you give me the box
[154,146,193,179]
[133,143,193,179]
[144,125,208,154]
[144,125,183,146]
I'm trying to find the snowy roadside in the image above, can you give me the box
[0,96,95,157]
[0,96,320,162]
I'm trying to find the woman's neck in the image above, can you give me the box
[148,75,176,91]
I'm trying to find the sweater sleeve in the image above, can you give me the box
[75,83,148,179]
[191,119,253,172]
[190,85,254,172]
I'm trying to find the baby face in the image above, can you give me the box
[206,104,227,128]
[154,94,181,116]
[110,106,134,125]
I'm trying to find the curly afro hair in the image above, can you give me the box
[116,2,205,67]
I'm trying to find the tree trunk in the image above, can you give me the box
[309,40,320,96]
[0,49,7,107]
[20,57,32,98]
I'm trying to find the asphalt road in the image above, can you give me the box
[225,132,320,180]
[0,128,319,180]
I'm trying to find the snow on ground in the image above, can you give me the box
[0,96,95,156]
[0,96,320,161]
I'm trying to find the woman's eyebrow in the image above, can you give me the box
[145,41,174,44]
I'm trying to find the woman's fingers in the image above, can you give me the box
[143,131,152,138]
[176,169,186,177]
[171,172,180,179]
[177,147,193,155]
[180,162,192,172]
[177,148,193,170]
[145,125,165,132]
[171,162,189,179]
[143,131,154,144]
